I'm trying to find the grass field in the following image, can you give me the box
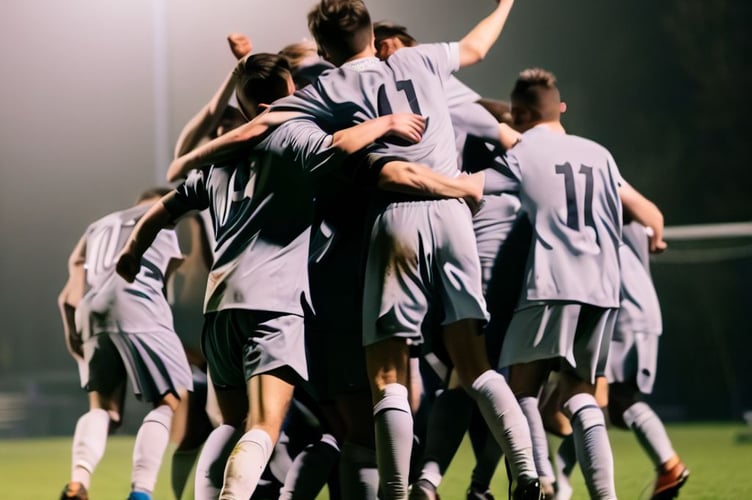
[3,423,750,499]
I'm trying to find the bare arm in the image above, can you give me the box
[459,0,515,68]
[166,110,303,182]
[378,161,485,207]
[619,182,667,253]
[498,122,521,150]
[331,113,425,154]
[116,196,178,282]
[58,235,86,359]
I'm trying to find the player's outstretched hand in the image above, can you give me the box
[116,251,140,283]
[228,33,253,60]
[387,113,426,144]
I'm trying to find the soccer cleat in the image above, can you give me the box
[651,462,689,499]
[126,492,151,500]
[467,483,496,500]
[511,475,542,500]
[60,483,88,500]
[408,478,441,500]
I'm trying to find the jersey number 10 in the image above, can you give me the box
[556,162,595,231]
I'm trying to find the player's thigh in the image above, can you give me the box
[571,305,618,384]
[83,333,127,403]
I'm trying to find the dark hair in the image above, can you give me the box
[307,0,372,63]
[511,68,561,122]
[373,21,417,48]
[236,53,292,108]
[137,187,172,203]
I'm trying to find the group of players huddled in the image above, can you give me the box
[57,1,691,499]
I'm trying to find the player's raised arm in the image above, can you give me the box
[58,234,86,359]
[458,0,515,68]
[619,181,667,253]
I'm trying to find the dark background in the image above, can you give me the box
[0,0,750,435]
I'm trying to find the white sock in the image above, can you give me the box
[71,408,111,488]
[623,402,676,468]
[195,425,238,500]
[339,441,379,500]
[518,396,556,482]
[563,393,616,500]
[418,387,474,488]
[171,447,200,499]
[132,405,173,494]
[373,383,413,499]
[469,370,536,480]
[279,433,340,499]
[219,428,274,500]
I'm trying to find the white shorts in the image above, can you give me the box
[606,330,659,394]
[499,301,617,384]
[80,329,193,403]
[362,199,488,346]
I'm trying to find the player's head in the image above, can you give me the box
[279,40,319,71]
[373,21,417,60]
[510,68,562,132]
[136,187,172,204]
[235,53,294,119]
[307,0,374,66]
[279,39,334,89]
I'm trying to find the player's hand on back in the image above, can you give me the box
[116,251,140,283]
[462,171,486,215]
[386,113,426,144]
[228,32,253,60]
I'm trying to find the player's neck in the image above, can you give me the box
[537,120,566,134]
[343,46,377,65]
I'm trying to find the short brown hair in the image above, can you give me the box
[373,21,417,48]
[511,68,561,122]
[236,53,292,108]
[307,0,372,63]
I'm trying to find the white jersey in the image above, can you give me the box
[272,43,463,179]
[166,119,339,315]
[498,126,623,307]
[78,204,182,335]
[616,222,663,335]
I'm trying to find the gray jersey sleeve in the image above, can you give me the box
[257,119,339,176]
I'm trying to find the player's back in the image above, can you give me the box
[178,152,313,315]
[80,204,181,335]
[506,126,623,307]
[274,43,462,179]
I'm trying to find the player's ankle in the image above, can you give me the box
[660,454,680,474]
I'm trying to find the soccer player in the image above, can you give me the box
[373,20,528,500]
[58,188,193,500]
[554,222,688,500]
[494,67,637,499]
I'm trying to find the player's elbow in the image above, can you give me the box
[459,42,487,67]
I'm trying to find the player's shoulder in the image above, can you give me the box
[565,133,614,158]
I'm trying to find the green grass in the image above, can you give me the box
[2,423,750,499]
